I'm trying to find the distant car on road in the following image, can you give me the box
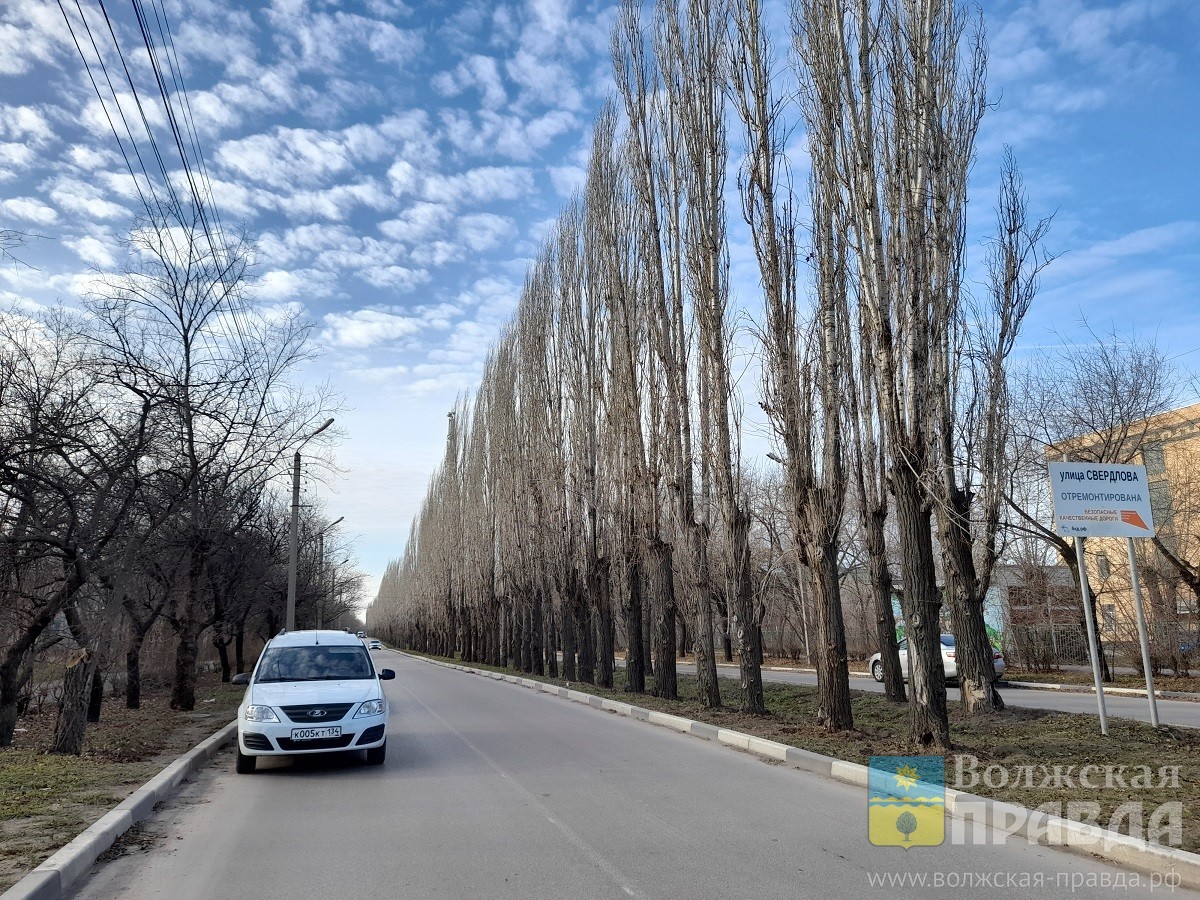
[368,639,382,650]
[231,629,394,773]
[356,630,365,638]
[868,634,1005,683]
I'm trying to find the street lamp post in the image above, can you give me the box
[286,417,335,632]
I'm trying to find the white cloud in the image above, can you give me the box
[1046,222,1200,282]
[0,105,54,144]
[323,308,425,348]
[45,177,129,221]
[421,166,535,205]
[265,5,421,71]
[435,54,508,110]
[456,213,516,252]
[0,5,65,76]
[258,223,358,267]
[346,363,410,383]
[357,265,430,291]
[0,197,58,226]
[267,181,396,221]
[66,145,117,171]
[441,108,576,159]
[0,142,36,174]
[410,240,465,267]
[548,164,585,197]
[65,235,116,268]
[378,202,453,243]
[255,268,337,301]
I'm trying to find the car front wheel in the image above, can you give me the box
[366,740,386,766]
[235,748,256,774]
[871,660,884,683]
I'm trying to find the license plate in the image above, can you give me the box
[290,726,341,740]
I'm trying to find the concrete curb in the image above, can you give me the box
[1,721,237,900]
[412,653,1200,890]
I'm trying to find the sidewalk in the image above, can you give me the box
[714,659,1200,702]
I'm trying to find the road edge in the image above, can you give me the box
[409,652,1200,891]
[1,721,237,900]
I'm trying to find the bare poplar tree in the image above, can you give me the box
[935,147,1051,713]
[794,0,988,747]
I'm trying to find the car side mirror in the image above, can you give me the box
[231,673,250,685]
[378,669,396,680]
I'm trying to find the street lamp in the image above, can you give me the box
[286,417,335,632]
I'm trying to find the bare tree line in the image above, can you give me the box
[0,202,345,753]
[368,0,1070,749]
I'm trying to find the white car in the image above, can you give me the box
[368,639,382,650]
[868,633,1005,683]
[232,629,395,773]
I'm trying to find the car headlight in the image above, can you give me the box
[244,705,279,723]
[354,699,386,718]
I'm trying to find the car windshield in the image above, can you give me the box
[940,635,956,647]
[254,646,375,683]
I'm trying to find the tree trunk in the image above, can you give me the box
[642,585,654,678]
[813,543,853,730]
[941,498,1005,714]
[624,552,646,693]
[577,589,595,684]
[519,602,532,673]
[690,527,721,709]
[545,602,558,677]
[893,466,951,749]
[531,593,545,676]
[866,509,906,702]
[732,508,766,713]
[561,587,577,680]
[650,538,677,700]
[87,668,104,723]
[596,559,614,688]
[126,639,143,710]
[170,618,200,711]
[214,636,232,683]
[234,625,246,675]
[52,652,95,755]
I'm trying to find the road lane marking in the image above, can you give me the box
[398,680,648,900]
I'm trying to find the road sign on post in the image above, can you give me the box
[1048,461,1160,731]
[1047,462,1156,538]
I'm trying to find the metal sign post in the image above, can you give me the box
[1125,537,1160,727]
[1073,536,1109,736]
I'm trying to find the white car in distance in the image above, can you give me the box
[232,629,394,773]
[868,633,1005,683]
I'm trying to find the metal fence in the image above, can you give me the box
[1005,621,1197,674]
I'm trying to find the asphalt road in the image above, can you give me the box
[69,651,1189,900]
[703,663,1200,730]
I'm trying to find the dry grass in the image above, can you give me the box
[0,673,243,892]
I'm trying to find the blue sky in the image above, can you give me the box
[1,0,1197,606]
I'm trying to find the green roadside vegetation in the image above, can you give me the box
[412,651,1200,852]
[0,673,244,892]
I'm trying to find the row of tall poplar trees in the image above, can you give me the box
[371,0,1051,748]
